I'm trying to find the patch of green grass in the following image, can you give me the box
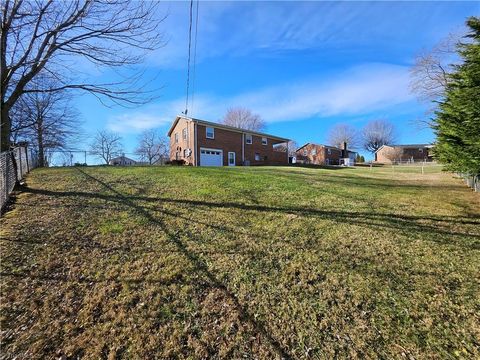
[98,220,124,235]
[1,165,479,359]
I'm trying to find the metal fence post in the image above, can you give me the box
[24,146,29,173]
[17,148,23,178]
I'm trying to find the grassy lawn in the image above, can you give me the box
[1,165,479,359]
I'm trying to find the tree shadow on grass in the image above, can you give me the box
[4,168,480,358]
[71,168,294,359]
[20,184,480,248]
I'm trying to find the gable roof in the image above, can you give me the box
[167,115,289,142]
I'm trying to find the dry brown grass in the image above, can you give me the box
[1,165,479,359]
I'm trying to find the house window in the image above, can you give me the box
[303,150,307,156]
[327,148,331,155]
[311,148,317,156]
[255,153,260,161]
[262,137,267,145]
[245,134,253,144]
[183,149,189,157]
[183,128,187,140]
[419,148,423,153]
[174,133,179,143]
[206,127,214,139]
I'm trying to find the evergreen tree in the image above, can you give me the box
[434,17,480,176]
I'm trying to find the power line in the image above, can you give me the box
[191,0,200,115]
[184,0,194,115]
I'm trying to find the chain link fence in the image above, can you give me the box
[1,146,38,212]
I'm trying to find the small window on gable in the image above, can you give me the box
[183,128,187,140]
[311,148,317,156]
[206,127,214,139]
[174,133,179,143]
[327,148,331,155]
[255,153,260,161]
[419,148,423,153]
[303,150,307,156]
[246,134,252,144]
[262,137,267,145]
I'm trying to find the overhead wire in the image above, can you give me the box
[184,0,194,115]
[190,0,199,116]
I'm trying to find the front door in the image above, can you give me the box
[228,152,236,166]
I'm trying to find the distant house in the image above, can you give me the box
[375,144,434,163]
[167,115,290,166]
[295,143,357,166]
[109,155,137,166]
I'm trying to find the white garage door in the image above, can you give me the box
[200,148,223,166]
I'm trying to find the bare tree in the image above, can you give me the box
[409,34,461,126]
[383,146,404,164]
[362,119,396,161]
[135,129,167,165]
[327,123,359,149]
[11,76,80,167]
[89,130,123,164]
[0,0,166,151]
[410,34,459,102]
[221,107,266,132]
[273,140,298,157]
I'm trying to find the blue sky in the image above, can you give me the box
[74,1,479,162]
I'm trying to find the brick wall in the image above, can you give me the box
[170,120,289,166]
[243,133,287,166]
[296,144,342,165]
[196,124,243,166]
[169,118,195,165]
[376,146,431,163]
[196,125,288,166]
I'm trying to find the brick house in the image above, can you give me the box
[375,144,434,163]
[167,116,290,166]
[295,143,357,165]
